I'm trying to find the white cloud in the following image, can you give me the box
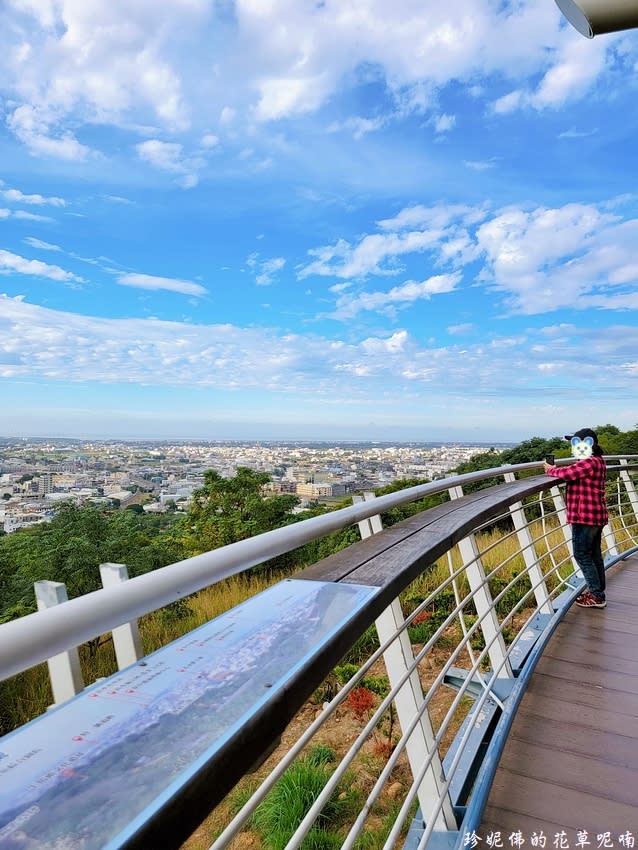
[448,323,474,335]
[137,140,186,171]
[300,199,638,320]
[361,330,409,354]
[300,203,483,282]
[492,90,524,115]
[3,188,65,206]
[1,295,635,406]
[104,195,134,205]
[200,134,220,148]
[116,273,207,297]
[23,237,62,251]
[13,211,54,222]
[491,30,610,114]
[136,139,205,187]
[330,273,461,320]
[246,254,286,286]
[253,75,331,122]
[7,105,93,161]
[433,113,455,133]
[2,2,194,149]
[327,116,386,139]
[0,249,83,283]
[301,231,447,280]
[530,35,608,109]
[0,0,629,165]
[474,202,638,313]
[558,127,598,139]
[464,160,494,171]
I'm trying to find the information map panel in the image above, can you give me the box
[0,579,378,850]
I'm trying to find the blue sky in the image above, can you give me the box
[1,0,637,443]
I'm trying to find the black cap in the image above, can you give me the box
[564,428,598,443]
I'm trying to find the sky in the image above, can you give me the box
[1,0,638,444]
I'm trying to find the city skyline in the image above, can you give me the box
[1,2,638,443]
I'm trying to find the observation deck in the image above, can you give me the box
[1,457,637,850]
[479,553,638,837]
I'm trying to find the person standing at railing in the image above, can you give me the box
[543,428,608,609]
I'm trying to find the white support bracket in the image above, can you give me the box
[549,486,578,578]
[504,472,552,615]
[619,459,638,524]
[602,520,619,560]
[99,563,144,669]
[354,492,457,830]
[448,486,513,679]
[34,580,84,705]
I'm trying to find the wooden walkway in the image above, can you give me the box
[480,553,638,838]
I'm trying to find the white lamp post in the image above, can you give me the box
[555,0,638,37]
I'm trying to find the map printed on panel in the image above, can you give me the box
[0,579,378,850]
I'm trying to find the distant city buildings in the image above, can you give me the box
[0,438,509,534]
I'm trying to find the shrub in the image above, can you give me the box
[345,687,376,721]
[251,751,354,850]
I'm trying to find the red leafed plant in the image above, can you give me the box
[346,686,376,720]
[411,609,432,625]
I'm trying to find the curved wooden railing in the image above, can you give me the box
[1,457,637,850]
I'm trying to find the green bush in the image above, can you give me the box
[334,665,389,697]
[251,748,357,850]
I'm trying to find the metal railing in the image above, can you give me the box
[1,456,638,850]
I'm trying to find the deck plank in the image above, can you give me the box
[478,553,638,838]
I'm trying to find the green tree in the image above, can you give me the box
[500,436,565,465]
[373,478,447,526]
[184,467,300,555]
[0,504,185,621]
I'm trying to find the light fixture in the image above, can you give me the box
[555,0,638,37]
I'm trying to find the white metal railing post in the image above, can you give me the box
[448,486,513,679]
[34,580,84,704]
[549,486,579,577]
[602,520,619,560]
[619,459,638,524]
[504,472,552,615]
[99,563,144,669]
[354,493,457,830]
[352,491,383,537]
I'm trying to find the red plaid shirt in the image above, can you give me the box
[546,455,608,526]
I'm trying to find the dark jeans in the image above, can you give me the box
[572,523,606,601]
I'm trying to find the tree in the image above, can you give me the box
[373,478,446,526]
[500,436,565,465]
[0,504,186,621]
[184,467,300,555]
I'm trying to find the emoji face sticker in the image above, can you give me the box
[571,435,594,459]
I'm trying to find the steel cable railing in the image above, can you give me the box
[208,462,638,850]
[209,462,638,850]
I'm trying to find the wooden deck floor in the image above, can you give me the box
[479,553,638,838]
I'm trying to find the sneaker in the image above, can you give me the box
[576,591,606,609]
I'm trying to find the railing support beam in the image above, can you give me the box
[620,459,638,524]
[34,580,84,705]
[355,492,457,830]
[99,563,144,669]
[504,473,553,615]
[449,486,513,679]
